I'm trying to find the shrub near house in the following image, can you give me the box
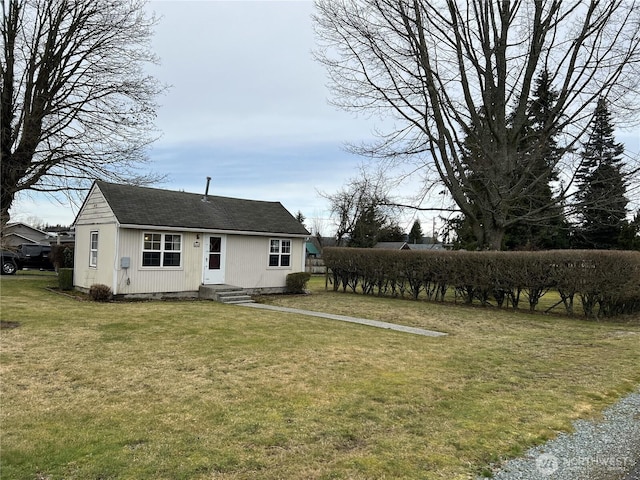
[51,244,74,269]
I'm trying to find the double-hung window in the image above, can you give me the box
[89,231,98,267]
[268,239,291,267]
[142,233,182,267]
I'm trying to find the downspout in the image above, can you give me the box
[113,220,121,295]
[73,231,79,287]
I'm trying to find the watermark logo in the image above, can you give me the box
[536,453,560,476]
[534,453,633,476]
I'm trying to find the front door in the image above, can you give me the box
[203,235,226,284]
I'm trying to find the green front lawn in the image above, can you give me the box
[1,274,639,479]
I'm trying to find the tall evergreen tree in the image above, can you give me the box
[377,222,406,243]
[618,210,640,250]
[444,214,478,250]
[295,211,306,226]
[449,70,569,250]
[504,70,569,249]
[348,203,405,247]
[450,107,496,248]
[348,205,385,248]
[408,220,424,244]
[574,98,628,249]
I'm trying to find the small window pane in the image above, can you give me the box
[210,237,221,253]
[144,233,161,250]
[281,240,291,253]
[270,239,280,253]
[269,255,280,267]
[163,252,181,266]
[165,235,181,251]
[209,253,221,270]
[142,252,161,266]
[280,255,290,267]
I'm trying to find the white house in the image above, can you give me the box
[73,181,310,297]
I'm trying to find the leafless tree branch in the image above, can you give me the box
[1,0,166,227]
[314,0,640,249]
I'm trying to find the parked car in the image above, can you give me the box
[1,250,19,275]
[16,244,54,270]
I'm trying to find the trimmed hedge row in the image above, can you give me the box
[323,248,640,319]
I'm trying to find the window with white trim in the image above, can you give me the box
[142,233,182,267]
[89,231,98,267]
[268,239,291,267]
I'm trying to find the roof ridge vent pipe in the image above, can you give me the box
[202,176,211,202]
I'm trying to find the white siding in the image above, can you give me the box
[114,229,202,295]
[74,186,119,291]
[75,187,116,225]
[114,231,305,294]
[225,235,306,289]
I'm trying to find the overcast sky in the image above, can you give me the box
[11,0,640,236]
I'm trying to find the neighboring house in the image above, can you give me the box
[2,222,54,248]
[46,228,76,247]
[305,241,321,258]
[374,241,411,250]
[404,242,445,251]
[73,181,310,297]
[305,240,326,274]
[374,241,444,251]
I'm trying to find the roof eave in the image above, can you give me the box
[118,223,309,238]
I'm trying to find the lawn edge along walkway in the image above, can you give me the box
[241,303,447,337]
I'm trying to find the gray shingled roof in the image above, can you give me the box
[95,181,309,235]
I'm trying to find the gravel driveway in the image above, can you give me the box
[480,388,640,480]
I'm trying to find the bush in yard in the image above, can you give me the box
[51,245,74,269]
[58,268,73,290]
[89,284,113,302]
[286,272,311,294]
[63,246,74,268]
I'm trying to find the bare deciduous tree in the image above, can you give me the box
[320,170,396,245]
[1,0,165,227]
[314,0,640,249]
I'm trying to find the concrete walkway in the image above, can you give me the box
[240,303,447,337]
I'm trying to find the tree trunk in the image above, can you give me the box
[469,213,505,250]
[1,189,14,234]
[484,227,505,251]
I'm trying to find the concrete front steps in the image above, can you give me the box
[198,284,254,304]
